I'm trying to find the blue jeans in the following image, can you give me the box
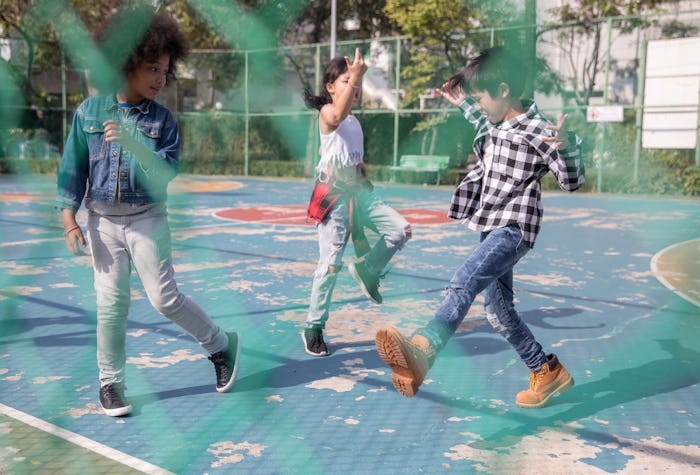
[306,187,411,328]
[87,205,228,386]
[415,224,547,371]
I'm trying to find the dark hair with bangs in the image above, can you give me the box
[447,46,528,99]
[95,6,188,85]
[302,56,348,110]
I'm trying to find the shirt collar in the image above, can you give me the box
[500,99,538,130]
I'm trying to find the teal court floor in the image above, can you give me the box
[1,174,699,474]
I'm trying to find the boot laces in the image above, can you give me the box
[529,367,547,390]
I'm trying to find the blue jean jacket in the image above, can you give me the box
[56,94,180,212]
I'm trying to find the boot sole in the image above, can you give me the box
[348,262,382,304]
[375,328,420,397]
[516,375,575,408]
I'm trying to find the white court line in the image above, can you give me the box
[0,237,64,247]
[0,403,175,475]
[650,237,700,308]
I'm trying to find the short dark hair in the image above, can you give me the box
[95,6,188,85]
[448,46,528,99]
[303,56,348,110]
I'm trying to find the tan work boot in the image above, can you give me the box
[515,354,574,408]
[375,327,435,397]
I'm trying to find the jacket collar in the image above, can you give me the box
[105,94,151,114]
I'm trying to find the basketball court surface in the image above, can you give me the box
[1,174,699,474]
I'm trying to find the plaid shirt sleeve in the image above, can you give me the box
[448,98,489,220]
[551,132,585,191]
[525,125,585,191]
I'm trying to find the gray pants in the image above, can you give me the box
[87,206,227,386]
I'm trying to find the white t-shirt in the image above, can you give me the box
[317,114,364,177]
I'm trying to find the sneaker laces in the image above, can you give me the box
[102,384,127,403]
[209,351,231,381]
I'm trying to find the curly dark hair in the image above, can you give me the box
[95,6,188,85]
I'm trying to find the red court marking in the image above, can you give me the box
[169,178,243,194]
[0,193,45,202]
[213,205,452,225]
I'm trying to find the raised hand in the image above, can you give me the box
[345,47,368,79]
[435,81,466,106]
[542,114,571,149]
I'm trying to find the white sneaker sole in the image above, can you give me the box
[101,403,132,417]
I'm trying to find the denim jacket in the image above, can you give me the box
[56,94,180,212]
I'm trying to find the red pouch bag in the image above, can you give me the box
[307,181,341,223]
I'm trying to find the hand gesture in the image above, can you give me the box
[542,114,571,149]
[104,119,138,150]
[345,48,368,79]
[435,81,466,106]
[64,225,88,256]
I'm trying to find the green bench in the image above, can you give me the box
[390,155,451,185]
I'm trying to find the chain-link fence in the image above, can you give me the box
[1,7,699,193]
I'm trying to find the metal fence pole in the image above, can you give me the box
[597,18,613,192]
[61,50,67,143]
[633,40,647,182]
[696,77,700,167]
[314,44,321,170]
[392,37,401,168]
[244,50,249,176]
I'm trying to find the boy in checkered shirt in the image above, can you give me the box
[375,46,585,408]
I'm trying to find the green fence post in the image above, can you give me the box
[633,40,647,182]
[61,50,67,143]
[392,37,401,168]
[696,76,700,167]
[244,50,249,176]
[597,17,613,193]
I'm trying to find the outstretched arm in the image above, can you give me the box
[436,81,487,132]
[435,81,466,106]
[539,114,585,191]
[320,48,367,133]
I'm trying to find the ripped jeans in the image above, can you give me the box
[415,224,547,371]
[306,187,411,328]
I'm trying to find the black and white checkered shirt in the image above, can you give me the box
[449,98,585,248]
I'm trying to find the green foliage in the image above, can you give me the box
[384,0,518,106]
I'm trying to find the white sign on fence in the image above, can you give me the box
[586,105,624,122]
[642,37,700,149]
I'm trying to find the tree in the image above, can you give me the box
[538,0,666,107]
[383,0,518,155]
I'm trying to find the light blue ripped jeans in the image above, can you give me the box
[415,224,547,371]
[306,187,411,328]
[87,204,228,386]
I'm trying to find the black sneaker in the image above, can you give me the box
[301,327,329,356]
[208,332,241,393]
[348,260,382,304]
[99,383,132,417]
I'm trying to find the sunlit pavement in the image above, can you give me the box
[1,174,699,474]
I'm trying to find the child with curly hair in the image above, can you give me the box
[56,8,240,416]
